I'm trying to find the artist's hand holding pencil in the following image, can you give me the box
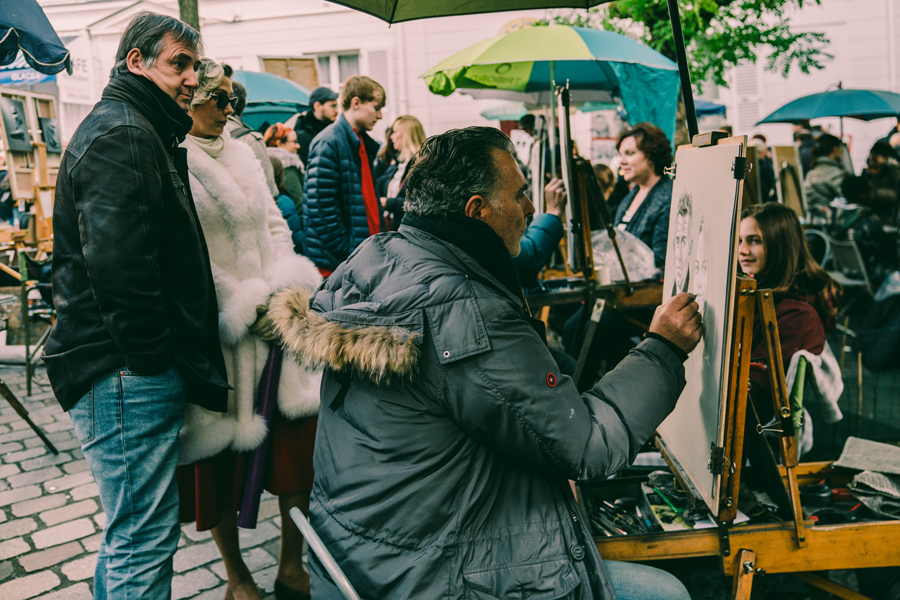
[649,292,703,354]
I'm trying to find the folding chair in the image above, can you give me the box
[804,228,831,269]
[825,235,872,435]
[289,507,362,600]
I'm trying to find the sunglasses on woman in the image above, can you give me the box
[212,92,238,111]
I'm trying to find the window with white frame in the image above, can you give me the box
[314,52,360,90]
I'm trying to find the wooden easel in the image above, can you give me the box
[593,277,900,598]
[527,85,662,389]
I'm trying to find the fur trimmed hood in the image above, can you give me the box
[270,286,420,384]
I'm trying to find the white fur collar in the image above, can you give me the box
[267,146,305,172]
[183,136,274,279]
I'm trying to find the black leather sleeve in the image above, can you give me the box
[73,125,171,373]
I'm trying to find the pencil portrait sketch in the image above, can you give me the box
[671,191,693,297]
[658,142,743,513]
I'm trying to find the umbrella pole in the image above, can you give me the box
[840,116,844,140]
[666,0,699,139]
[550,61,557,179]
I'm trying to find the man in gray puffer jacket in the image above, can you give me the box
[271,127,702,600]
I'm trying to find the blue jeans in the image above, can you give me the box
[69,367,186,600]
[606,560,692,600]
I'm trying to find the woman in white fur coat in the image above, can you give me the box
[177,59,321,600]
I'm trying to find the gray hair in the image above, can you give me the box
[403,127,517,218]
[189,58,226,109]
[112,12,201,76]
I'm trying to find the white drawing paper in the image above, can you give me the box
[657,141,744,515]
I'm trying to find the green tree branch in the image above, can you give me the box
[542,0,832,93]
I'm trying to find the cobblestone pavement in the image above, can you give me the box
[0,365,283,600]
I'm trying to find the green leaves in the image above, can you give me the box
[540,0,831,93]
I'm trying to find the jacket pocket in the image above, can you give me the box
[463,558,581,600]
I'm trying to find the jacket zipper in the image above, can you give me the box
[561,481,602,600]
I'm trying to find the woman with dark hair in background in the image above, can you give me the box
[592,162,615,200]
[612,122,674,268]
[264,123,305,214]
[270,155,304,254]
[739,203,843,454]
[804,133,847,220]
[863,140,900,225]
[373,124,397,190]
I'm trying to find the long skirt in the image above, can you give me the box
[177,412,318,531]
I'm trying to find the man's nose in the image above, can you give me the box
[523,194,536,218]
[184,68,199,89]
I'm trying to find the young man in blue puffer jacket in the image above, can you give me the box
[302,75,386,274]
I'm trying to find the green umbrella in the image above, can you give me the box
[422,26,680,144]
[324,0,612,24]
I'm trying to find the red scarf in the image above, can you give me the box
[357,131,381,236]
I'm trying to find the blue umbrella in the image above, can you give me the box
[232,71,312,131]
[757,89,900,124]
[695,99,726,117]
[232,70,311,106]
[0,0,71,75]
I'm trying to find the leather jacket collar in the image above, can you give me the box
[102,69,194,149]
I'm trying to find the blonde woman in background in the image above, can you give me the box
[378,115,426,229]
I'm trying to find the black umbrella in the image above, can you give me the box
[0,0,72,76]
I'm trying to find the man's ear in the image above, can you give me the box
[464,195,488,221]
[349,96,361,111]
[125,48,145,75]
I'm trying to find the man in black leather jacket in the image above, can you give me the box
[42,12,229,599]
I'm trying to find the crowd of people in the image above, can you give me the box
[36,9,893,600]
[44,11,706,600]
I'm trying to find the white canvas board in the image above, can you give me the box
[657,141,744,515]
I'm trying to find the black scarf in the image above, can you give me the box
[403,213,523,303]
[102,68,194,148]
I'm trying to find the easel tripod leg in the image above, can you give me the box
[731,549,757,600]
[573,297,606,389]
[0,379,58,454]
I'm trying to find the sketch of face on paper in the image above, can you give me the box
[690,217,714,365]
[671,191,692,297]
[691,218,709,315]
[657,141,743,512]
[0,98,32,152]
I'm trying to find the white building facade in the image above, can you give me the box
[35,0,900,170]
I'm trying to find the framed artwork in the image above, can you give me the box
[39,118,62,154]
[0,97,33,152]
